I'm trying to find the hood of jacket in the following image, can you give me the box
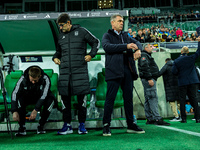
[24,65,44,82]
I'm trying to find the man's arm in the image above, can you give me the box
[11,76,24,113]
[129,36,143,51]
[172,62,179,75]
[102,33,127,54]
[83,27,100,58]
[52,43,62,65]
[11,76,24,121]
[158,64,168,77]
[34,75,51,111]
[138,55,152,80]
[102,33,137,54]
[191,37,200,60]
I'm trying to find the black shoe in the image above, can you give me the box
[196,119,200,123]
[103,124,111,136]
[15,127,26,136]
[127,123,145,134]
[181,119,187,123]
[146,119,155,125]
[37,126,46,134]
[154,119,170,126]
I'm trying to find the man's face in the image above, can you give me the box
[29,76,41,84]
[145,44,153,53]
[58,21,71,32]
[138,30,142,35]
[111,16,124,32]
[128,28,132,34]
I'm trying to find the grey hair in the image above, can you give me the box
[110,14,123,23]
[142,43,150,50]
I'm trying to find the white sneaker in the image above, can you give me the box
[170,117,181,122]
[15,127,26,136]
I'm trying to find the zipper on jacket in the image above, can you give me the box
[68,32,73,95]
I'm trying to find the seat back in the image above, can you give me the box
[43,69,58,99]
[96,68,123,108]
[4,70,23,103]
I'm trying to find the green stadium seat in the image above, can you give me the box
[0,70,23,113]
[0,69,58,113]
[95,68,124,109]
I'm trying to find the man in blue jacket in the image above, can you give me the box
[172,39,200,123]
[101,14,145,136]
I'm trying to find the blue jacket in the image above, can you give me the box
[102,29,142,81]
[172,42,200,86]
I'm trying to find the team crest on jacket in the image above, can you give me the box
[75,31,79,36]
[142,57,146,60]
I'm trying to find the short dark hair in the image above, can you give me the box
[28,67,41,78]
[110,14,123,23]
[165,58,172,62]
[57,13,71,24]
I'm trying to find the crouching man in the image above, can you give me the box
[11,66,55,136]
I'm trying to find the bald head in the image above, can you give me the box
[181,46,189,54]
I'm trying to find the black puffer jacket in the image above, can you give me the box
[159,60,179,102]
[138,51,159,80]
[53,25,99,96]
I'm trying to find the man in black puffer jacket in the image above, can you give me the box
[138,43,170,126]
[53,13,100,135]
[159,58,180,122]
[11,66,55,136]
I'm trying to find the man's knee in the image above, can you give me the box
[145,89,157,100]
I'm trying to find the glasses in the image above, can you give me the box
[58,22,68,27]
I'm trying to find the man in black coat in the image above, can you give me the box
[102,14,145,136]
[159,58,180,122]
[172,40,200,123]
[11,66,55,136]
[138,43,170,126]
[135,29,145,43]
[53,13,100,135]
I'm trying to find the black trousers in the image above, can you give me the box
[179,84,200,120]
[103,65,134,127]
[61,84,86,123]
[17,94,54,128]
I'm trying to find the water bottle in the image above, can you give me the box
[133,115,137,124]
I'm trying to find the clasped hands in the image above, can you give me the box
[127,43,141,61]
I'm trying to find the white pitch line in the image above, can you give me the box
[157,126,200,137]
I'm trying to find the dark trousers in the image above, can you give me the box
[103,65,134,127]
[179,84,200,120]
[18,95,54,128]
[61,86,86,123]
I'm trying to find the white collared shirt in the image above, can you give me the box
[114,30,121,35]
